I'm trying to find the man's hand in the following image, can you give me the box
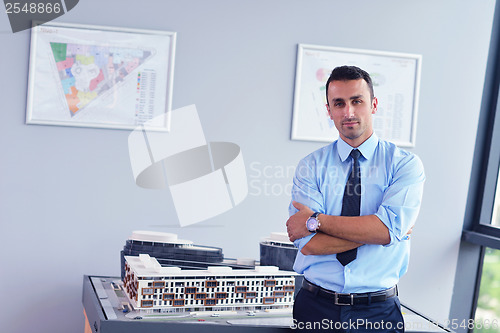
[286,201,314,242]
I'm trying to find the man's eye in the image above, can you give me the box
[334,102,344,107]
[353,100,362,104]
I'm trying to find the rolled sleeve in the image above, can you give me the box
[288,158,325,248]
[293,233,315,251]
[375,154,425,247]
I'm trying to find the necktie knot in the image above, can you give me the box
[350,149,361,161]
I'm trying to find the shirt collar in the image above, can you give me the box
[337,133,379,162]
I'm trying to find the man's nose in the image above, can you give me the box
[344,105,355,118]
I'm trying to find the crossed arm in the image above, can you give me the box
[286,201,392,255]
[299,233,362,255]
[287,150,424,256]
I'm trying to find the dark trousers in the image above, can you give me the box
[292,288,405,332]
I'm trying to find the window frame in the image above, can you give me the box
[450,1,500,331]
[461,0,500,248]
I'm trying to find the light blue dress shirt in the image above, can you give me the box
[289,133,425,294]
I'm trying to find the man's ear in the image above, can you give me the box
[371,97,378,115]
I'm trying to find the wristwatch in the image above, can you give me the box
[306,212,321,232]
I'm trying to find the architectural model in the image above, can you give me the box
[120,231,226,279]
[123,254,297,313]
[260,232,298,271]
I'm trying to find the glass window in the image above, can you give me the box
[236,286,247,293]
[474,248,500,332]
[264,280,276,287]
[153,281,165,288]
[263,297,274,304]
[163,293,174,300]
[185,287,197,294]
[141,300,153,307]
[195,293,207,299]
[205,280,218,288]
[142,288,154,295]
[173,299,184,306]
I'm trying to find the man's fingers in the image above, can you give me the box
[292,201,305,210]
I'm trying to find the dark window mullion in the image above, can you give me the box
[463,230,500,250]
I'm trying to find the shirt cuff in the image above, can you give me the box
[375,211,399,247]
[293,233,315,250]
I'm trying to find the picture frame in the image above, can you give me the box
[291,44,422,147]
[26,22,176,131]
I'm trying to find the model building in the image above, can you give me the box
[123,254,297,313]
[120,231,224,278]
[260,232,298,271]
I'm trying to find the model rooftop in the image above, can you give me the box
[129,231,193,245]
[262,232,293,244]
[125,254,296,278]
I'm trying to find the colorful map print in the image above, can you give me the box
[50,42,152,116]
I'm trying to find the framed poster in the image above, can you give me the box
[291,44,422,147]
[26,22,176,130]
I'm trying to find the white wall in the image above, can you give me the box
[0,1,495,332]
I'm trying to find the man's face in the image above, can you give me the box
[326,79,378,147]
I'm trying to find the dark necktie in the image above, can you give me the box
[337,149,361,266]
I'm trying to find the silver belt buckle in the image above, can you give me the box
[334,293,354,306]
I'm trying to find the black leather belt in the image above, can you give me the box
[301,279,397,306]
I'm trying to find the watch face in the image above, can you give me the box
[306,217,318,231]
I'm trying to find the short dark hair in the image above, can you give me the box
[325,66,374,105]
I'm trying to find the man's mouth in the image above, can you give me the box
[343,120,359,126]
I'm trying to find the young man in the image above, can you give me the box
[286,66,425,332]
